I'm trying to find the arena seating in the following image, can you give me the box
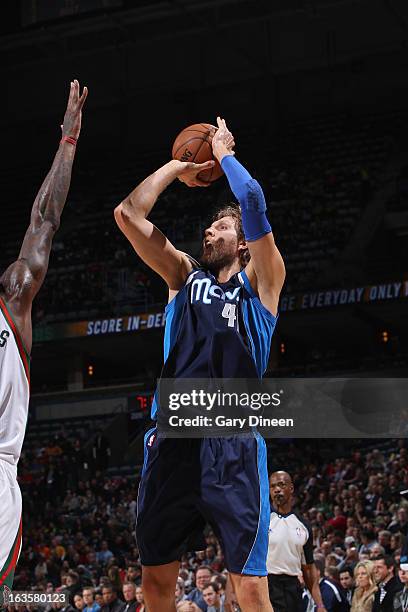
[1,110,404,324]
[14,430,408,609]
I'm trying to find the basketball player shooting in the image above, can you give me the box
[0,80,87,597]
[115,117,285,612]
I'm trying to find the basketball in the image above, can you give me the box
[172,123,224,183]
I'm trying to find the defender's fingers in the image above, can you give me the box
[78,86,88,109]
[67,81,74,104]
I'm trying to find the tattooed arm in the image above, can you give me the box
[0,80,87,350]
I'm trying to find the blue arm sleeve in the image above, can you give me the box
[221,155,272,242]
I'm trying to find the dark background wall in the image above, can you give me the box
[2,0,408,163]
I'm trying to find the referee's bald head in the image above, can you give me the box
[270,471,292,483]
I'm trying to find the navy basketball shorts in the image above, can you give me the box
[136,427,270,576]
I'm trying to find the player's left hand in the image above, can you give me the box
[61,79,88,140]
[212,116,235,163]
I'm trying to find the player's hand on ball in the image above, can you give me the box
[212,116,235,163]
[177,160,215,187]
[62,79,88,140]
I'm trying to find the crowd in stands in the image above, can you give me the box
[5,434,407,611]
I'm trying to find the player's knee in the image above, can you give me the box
[236,576,267,607]
[142,568,174,598]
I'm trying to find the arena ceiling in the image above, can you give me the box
[1,0,407,73]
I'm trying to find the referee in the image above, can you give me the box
[267,471,327,612]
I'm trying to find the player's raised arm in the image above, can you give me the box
[114,158,214,290]
[3,80,88,311]
[212,117,285,316]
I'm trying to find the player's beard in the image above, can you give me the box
[199,239,238,273]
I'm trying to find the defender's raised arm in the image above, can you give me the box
[0,80,87,352]
[3,81,86,301]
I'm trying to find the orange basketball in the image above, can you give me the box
[172,123,223,183]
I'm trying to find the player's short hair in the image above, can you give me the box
[212,203,250,267]
[339,566,354,578]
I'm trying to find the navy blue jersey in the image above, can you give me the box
[152,267,277,419]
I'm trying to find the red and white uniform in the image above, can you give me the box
[0,297,28,588]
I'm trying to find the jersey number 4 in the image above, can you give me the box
[221,303,237,328]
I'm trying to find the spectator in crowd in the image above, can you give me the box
[350,560,377,611]
[176,578,188,605]
[58,592,77,612]
[186,566,213,611]
[74,594,86,610]
[371,547,386,560]
[13,435,408,612]
[125,566,141,587]
[389,510,408,538]
[100,585,125,612]
[83,587,100,612]
[315,555,350,611]
[372,556,402,612]
[121,582,137,612]
[94,592,104,608]
[340,548,360,574]
[360,532,378,556]
[202,583,224,611]
[97,543,114,566]
[378,533,392,556]
[135,586,146,612]
[66,572,82,603]
[203,546,217,567]
[340,567,355,606]
[393,560,408,612]
[107,568,122,595]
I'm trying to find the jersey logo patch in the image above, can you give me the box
[0,330,10,348]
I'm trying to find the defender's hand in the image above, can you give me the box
[177,160,215,187]
[61,79,88,140]
[212,116,235,164]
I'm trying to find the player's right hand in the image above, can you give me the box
[61,79,88,140]
[176,160,215,187]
